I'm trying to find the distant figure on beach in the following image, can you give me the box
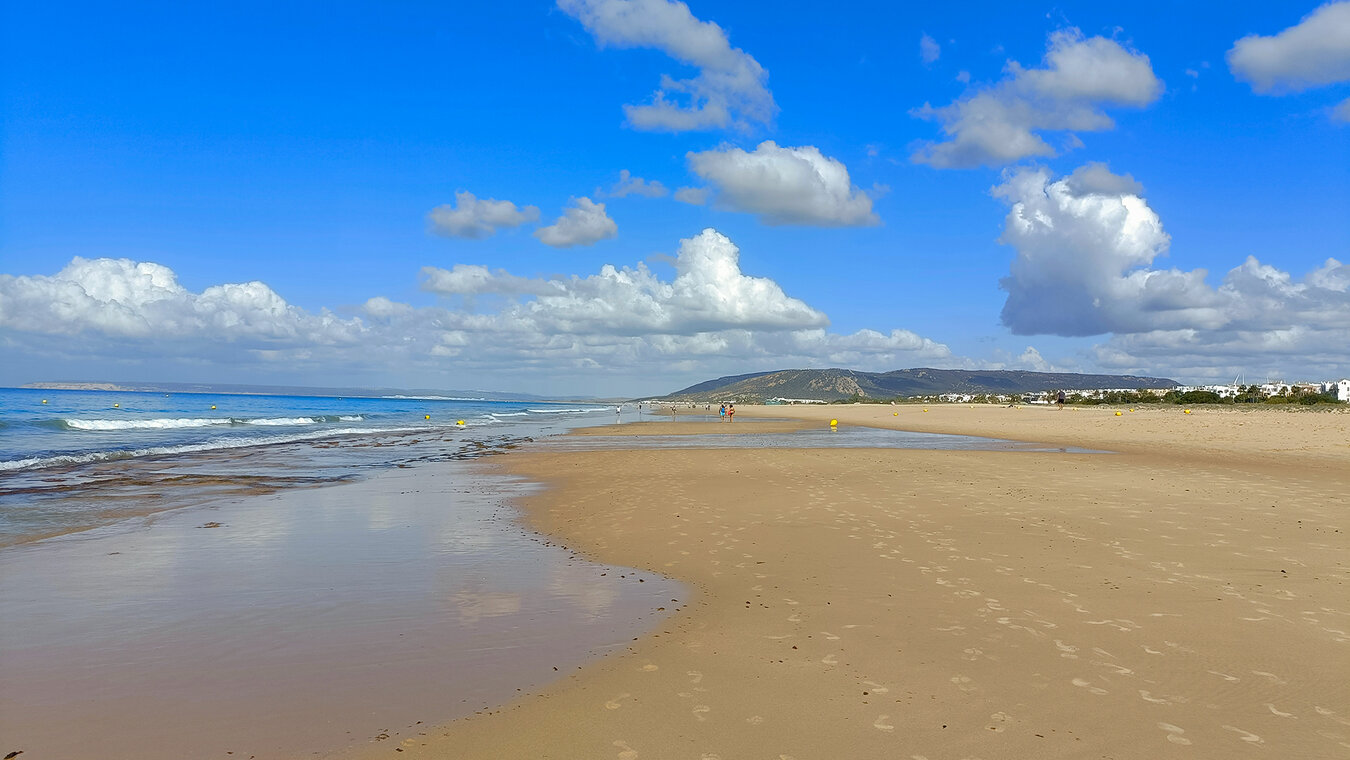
[1057,390,1066,410]
[719,404,726,421]
[728,404,735,422]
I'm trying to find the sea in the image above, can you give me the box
[0,386,617,546]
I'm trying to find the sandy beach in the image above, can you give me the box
[343,404,1350,759]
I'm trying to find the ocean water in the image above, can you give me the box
[0,386,615,545]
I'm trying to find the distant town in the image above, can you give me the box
[763,378,1350,406]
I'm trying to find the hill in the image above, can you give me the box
[660,368,1178,402]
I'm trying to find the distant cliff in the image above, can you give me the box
[661,368,1178,402]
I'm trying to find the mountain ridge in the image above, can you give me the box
[660,368,1178,402]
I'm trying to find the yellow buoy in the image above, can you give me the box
[922,408,928,412]
[893,412,898,416]
[425,414,430,420]
[1115,411,1122,416]
[41,399,48,404]
[113,403,119,408]
[211,405,216,410]
[456,419,465,426]
[829,419,838,426]
[1184,409,1192,414]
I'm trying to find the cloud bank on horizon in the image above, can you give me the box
[1,0,1347,395]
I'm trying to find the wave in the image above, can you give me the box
[0,425,390,473]
[60,415,364,431]
[489,412,529,418]
[526,407,610,415]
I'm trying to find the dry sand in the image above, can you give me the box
[343,404,1350,759]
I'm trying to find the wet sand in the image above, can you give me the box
[0,461,680,759]
[350,404,1350,759]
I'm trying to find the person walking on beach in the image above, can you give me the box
[719,404,726,422]
[1056,390,1066,410]
[728,403,735,423]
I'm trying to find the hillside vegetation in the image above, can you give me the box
[662,368,1177,402]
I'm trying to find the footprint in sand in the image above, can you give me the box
[1315,706,1350,726]
[864,680,890,694]
[820,631,841,640]
[821,654,839,665]
[687,670,704,684]
[1207,670,1240,682]
[613,739,639,759]
[986,711,1014,732]
[1095,661,1135,676]
[1158,723,1192,745]
[951,675,976,693]
[605,693,631,710]
[1251,670,1287,685]
[1222,725,1264,744]
[746,715,765,725]
[1053,640,1079,659]
[1139,690,1180,705]
[873,714,895,732]
[1265,703,1295,718]
[640,664,659,672]
[692,705,711,721]
[1071,678,1108,695]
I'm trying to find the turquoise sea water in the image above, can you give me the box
[0,386,615,545]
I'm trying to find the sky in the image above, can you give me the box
[2,1,1348,397]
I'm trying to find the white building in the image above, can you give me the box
[1325,379,1350,402]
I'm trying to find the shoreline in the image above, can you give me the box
[342,405,1350,759]
[0,453,682,760]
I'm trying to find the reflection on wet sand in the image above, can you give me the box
[0,461,682,760]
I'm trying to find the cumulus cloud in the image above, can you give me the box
[1228,2,1350,93]
[558,0,776,132]
[993,164,1350,377]
[912,28,1162,168]
[535,197,619,247]
[920,33,940,64]
[0,232,957,392]
[687,141,879,226]
[427,191,540,239]
[0,258,365,350]
[599,169,668,198]
[426,228,825,334]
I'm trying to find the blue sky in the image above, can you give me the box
[2,1,1348,396]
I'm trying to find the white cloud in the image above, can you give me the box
[534,197,619,247]
[920,33,940,64]
[1228,2,1350,93]
[427,191,540,239]
[993,164,1350,377]
[687,141,879,226]
[674,186,710,205]
[558,0,776,132]
[911,28,1162,168]
[600,169,668,198]
[427,228,825,334]
[0,258,365,349]
[1,231,956,393]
